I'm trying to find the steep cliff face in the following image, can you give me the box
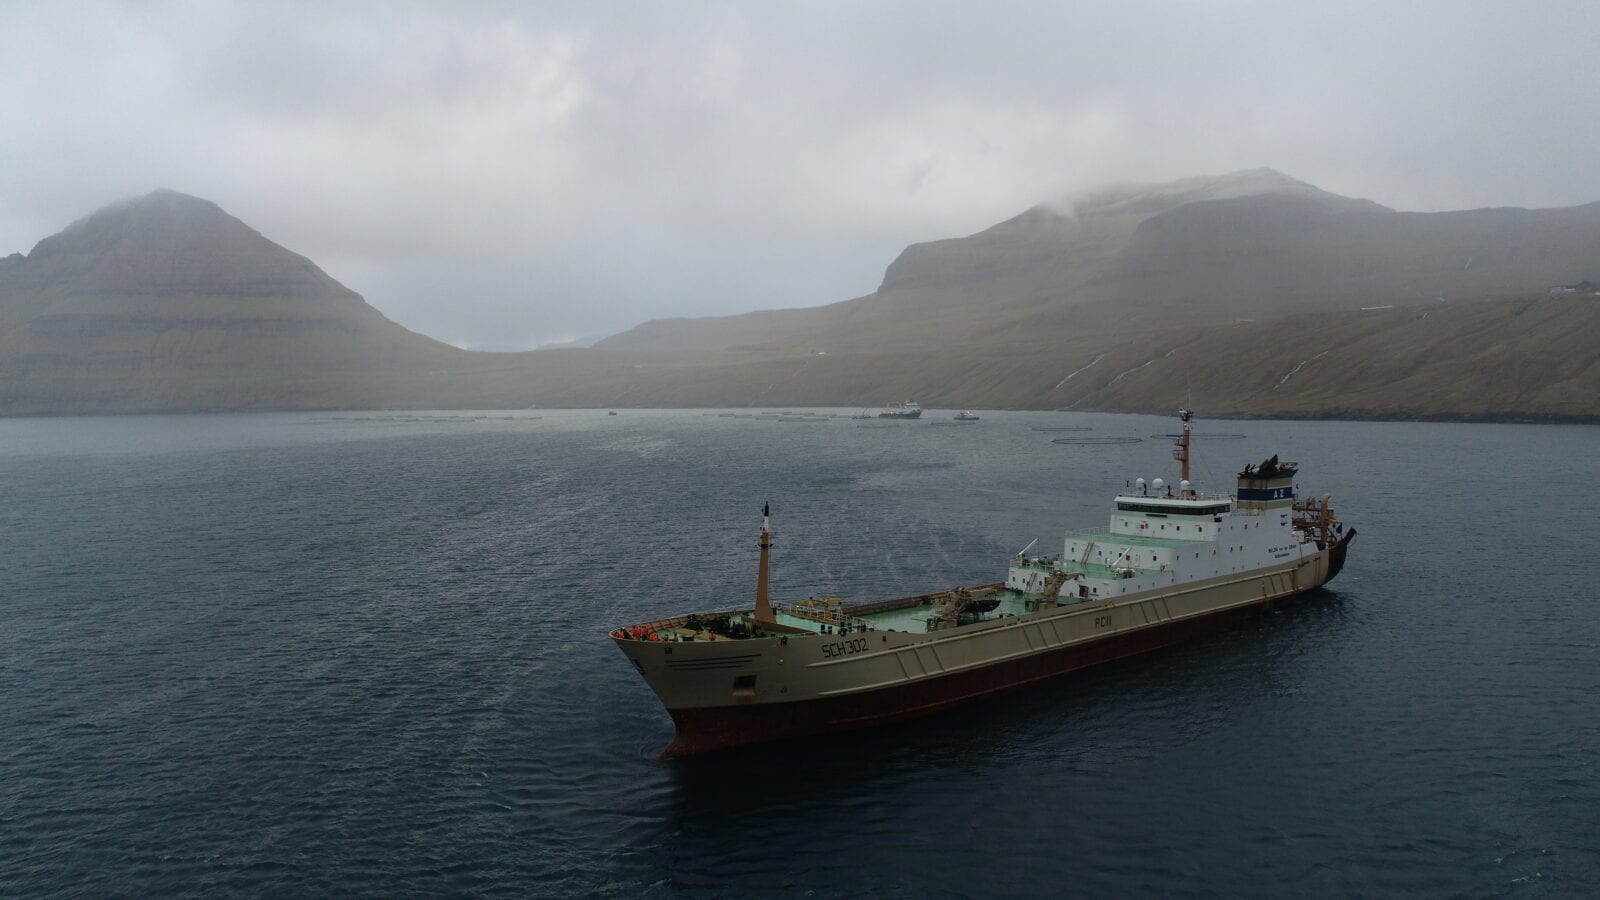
[873,168,1373,296]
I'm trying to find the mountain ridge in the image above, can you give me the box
[2,177,1597,420]
[597,170,1600,353]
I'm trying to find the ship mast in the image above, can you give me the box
[754,502,775,623]
[1174,409,1195,498]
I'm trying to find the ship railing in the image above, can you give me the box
[782,583,1006,633]
[779,605,872,633]
[1115,489,1234,502]
[609,610,729,640]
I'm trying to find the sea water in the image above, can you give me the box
[1,410,1596,897]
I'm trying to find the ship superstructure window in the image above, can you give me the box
[1116,501,1231,516]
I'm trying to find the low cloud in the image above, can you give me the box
[3,1,1597,346]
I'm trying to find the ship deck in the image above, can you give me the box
[615,580,1103,645]
[774,590,1040,634]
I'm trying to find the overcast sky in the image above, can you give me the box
[3,1,1597,348]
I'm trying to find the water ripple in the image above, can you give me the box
[1,412,1597,897]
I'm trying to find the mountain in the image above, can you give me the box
[2,178,1597,420]
[597,168,1600,353]
[0,190,477,413]
[574,169,1600,421]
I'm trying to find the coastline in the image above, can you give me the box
[4,403,1598,425]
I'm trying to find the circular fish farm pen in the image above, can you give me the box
[1051,436,1143,445]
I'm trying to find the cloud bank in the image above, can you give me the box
[3,1,1596,346]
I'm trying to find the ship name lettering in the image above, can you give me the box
[821,638,869,659]
[1094,615,1113,629]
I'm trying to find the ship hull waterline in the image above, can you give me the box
[622,529,1354,757]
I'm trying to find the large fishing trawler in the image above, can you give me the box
[612,411,1355,756]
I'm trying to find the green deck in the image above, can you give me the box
[624,567,1133,642]
[776,588,1056,636]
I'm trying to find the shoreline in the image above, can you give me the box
[3,404,1598,426]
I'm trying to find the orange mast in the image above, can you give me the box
[754,503,775,623]
[1173,409,1194,498]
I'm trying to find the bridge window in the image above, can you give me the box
[1117,501,1231,516]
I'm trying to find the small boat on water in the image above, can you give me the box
[878,400,922,419]
[953,411,980,421]
[611,409,1356,756]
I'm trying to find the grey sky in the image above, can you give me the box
[3,1,1597,348]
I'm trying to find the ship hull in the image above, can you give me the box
[665,591,1280,756]
[621,530,1356,757]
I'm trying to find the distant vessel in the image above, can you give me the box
[953,411,980,421]
[878,400,923,419]
[612,410,1355,756]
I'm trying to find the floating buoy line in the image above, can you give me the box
[1051,436,1143,445]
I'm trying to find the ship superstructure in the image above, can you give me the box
[612,411,1355,756]
[878,400,923,418]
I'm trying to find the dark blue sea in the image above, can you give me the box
[2,410,1596,898]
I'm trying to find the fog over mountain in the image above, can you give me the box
[2,177,1596,420]
[598,168,1600,353]
[3,3,1598,348]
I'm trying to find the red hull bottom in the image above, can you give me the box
[662,537,1352,758]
